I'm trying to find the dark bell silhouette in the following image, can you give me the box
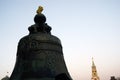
[55,73,71,80]
[9,6,72,80]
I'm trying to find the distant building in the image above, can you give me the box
[1,76,9,80]
[110,76,117,80]
[91,58,100,80]
[117,77,120,80]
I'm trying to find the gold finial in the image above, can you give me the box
[36,6,43,14]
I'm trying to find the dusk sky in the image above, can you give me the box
[0,0,120,80]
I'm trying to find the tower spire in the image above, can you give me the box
[91,58,100,80]
[92,57,95,66]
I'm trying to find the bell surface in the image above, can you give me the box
[9,6,72,80]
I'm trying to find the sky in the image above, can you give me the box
[0,0,120,80]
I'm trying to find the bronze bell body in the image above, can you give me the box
[9,6,72,80]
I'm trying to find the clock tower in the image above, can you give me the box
[91,58,100,80]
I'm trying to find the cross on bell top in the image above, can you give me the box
[36,6,43,14]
